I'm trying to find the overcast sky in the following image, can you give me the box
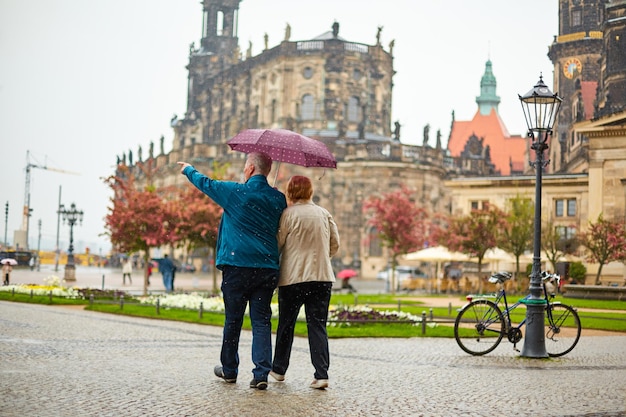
[0,0,556,255]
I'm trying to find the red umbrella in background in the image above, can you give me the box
[337,269,358,279]
[227,128,337,183]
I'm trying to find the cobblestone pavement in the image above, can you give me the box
[2,266,626,416]
[1,299,625,417]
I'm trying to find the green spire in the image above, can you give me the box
[476,59,501,115]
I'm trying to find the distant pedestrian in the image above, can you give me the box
[271,175,340,390]
[158,255,175,293]
[147,262,153,286]
[122,259,133,285]
[178,152,287,390]
[2,262,13,285]
[29,257,35,271]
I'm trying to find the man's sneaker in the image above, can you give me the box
[249,378,268,390]
[213,365,236,383]
[269,371,285,382]
[310,379,329,390]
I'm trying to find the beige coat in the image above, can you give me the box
[277,200,340,287]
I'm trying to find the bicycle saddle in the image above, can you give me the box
[488,271,512,283]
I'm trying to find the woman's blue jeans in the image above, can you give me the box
[219,266,278,381]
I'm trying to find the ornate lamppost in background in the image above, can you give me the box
[60,202,84,282]
[518,75,562,358]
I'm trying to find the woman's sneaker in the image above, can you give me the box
[310,379,329,389]
[269,371,285,382]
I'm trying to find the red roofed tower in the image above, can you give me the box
[447,60,527,176]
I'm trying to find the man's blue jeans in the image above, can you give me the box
[219,266,278,381]
[162,271,173,292]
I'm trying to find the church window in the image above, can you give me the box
[303,67,313,79]
[571,10,582,27]
[216,11,224,35]
[368,226,383,257]
[301,94,315,120]
[347,96,361,122]
[353,68,362,81]
[271,99,277,123]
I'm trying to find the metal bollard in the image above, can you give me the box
[30,289,33,299]
[89,294,94,306]
[398,300,402,312]
[353,294,358,306]
[448,302,452,316]
[199,302,203,319]
[421,311,427,335]
[102,274,105,290]
[156,298,160,315]
[120,295,124,310]
[49,290,53,303]
[430,308,434,321]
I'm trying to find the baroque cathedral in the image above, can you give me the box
[118,0,626,282]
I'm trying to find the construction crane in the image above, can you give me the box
[20,151,79,250]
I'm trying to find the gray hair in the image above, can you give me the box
[248,152,273,175]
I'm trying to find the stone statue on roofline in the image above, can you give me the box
[332,21,339,38]
[284,23,291,41]
[160,135,165,155]
[393,121,401,141]
[376,26,383,45]
[423,124,430,147]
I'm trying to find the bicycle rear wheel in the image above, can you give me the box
[454,299,505,355]
[545,303,581,357]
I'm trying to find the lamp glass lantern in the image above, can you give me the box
[518,75,562,140]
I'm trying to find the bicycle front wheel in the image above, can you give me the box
[454,299,505,355]
[545,303,581,357]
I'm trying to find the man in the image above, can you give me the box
[158,254,175,293]
[177,152,287,390]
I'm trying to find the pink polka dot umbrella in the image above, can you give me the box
[227,129,337,169]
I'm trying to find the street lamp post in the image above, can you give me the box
[518,75,562,358]
[60,203,84,282]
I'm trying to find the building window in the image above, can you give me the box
[368,226,382,257]
[555,225,577,240]
[470,200,489,210]
[303,67,313,79]
[571,10,582,27]
[567,199,576,216]
[555,199,576,217]
[347,96,360,122]
[301,94,314,120]
[353,68,362,81]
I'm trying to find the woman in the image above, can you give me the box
[270,176,340,390]
[2,262,13,286]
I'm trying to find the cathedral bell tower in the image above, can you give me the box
[548,0,608,170]
[200,0,240,59]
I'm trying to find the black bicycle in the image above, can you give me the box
[454,271,581,357]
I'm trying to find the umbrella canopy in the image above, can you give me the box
[482,247,515,263]
[404,246,468,262]
[227,129,337,169]
[337,269,358,279]
[1,258,18,265]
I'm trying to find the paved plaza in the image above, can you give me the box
[1,266,625,416]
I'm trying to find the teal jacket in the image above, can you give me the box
[182,166,287,270]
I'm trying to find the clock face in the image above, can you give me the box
[563,58,582,79]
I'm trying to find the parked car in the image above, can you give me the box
[376,266,428,290]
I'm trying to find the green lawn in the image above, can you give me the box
[2,291,625,337]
